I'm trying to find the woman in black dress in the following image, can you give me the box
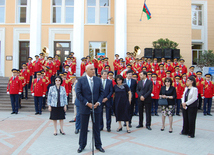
[113,75,132,133]
[180,76,198,138]
[47,76,68,136]
[159,77,176,133]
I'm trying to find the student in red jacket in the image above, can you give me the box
[173,75,184,116]
[27,57,34,89]
[7,69,23,114]
[20,63,30,99]
[151,73,161,116]
[196,71,204,110]
[33,55,42,78]
[201,73,214,116]
[31,72,46,115]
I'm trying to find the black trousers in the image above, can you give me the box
[138,102,151,127]
[181,107,197,137]
[79,112,102,149]
[198,93,202,109]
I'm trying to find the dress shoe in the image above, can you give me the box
[127,130,131,133]
[96,147,105,153]
[123,123,127,127]
[75,129,79,134]
[53,133,57,136]
[176,114,181,116]
[198,107,202,110]
[207,114,212,116]
[107,128,111,132]
[11,112,15,114]
[129,124,132,128]
[59,129,65,135]
[77,147,84,153]
[69,119,76,123]
[25,97,28,100]
[169,130,173,133]
[35,112,39,115]
[100,128,103,131]
[15,112,18,114]
[155,113,159,116]
[136,125,143,128]
[39,113,42,115]
[204,113,207,116]
[117,127,122,132]
[151,113,154,116]
[146,126,152,130]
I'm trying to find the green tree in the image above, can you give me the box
[194,50,214,70]
[152,38,179,49]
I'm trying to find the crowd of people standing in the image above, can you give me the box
[6,51,214,152]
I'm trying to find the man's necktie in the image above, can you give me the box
[127,80,130,87]
[142,80,145,87]
[13,77,15,80]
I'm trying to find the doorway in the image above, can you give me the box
[54,41,71,72]
[19,41,30,69]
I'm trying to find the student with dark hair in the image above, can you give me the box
[47,76,68,136]
[180,76,198,138]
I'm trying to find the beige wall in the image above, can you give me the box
[207,0,214,51]
[192,29,201,40]
[127,0,192,67]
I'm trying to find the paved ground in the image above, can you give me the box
[0,111,214,155]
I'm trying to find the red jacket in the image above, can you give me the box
[113,59,120,71]
[31,78,46,96]
[80,62,85,76]
[54,59,61,71]
[173,81,184,99]
[196,77,204,94]
[7,76,23,94]
[98,63,105,75]
[187,72,196,78]
[33,60,42,72]
[152,81,161,99]
[156,70,166,81]
[201,81,214,98]
[125,57,131,65]
[20,69,30,85]
[61,79,69,96]
[93,59,99,69]
[151,63,159,73]
[179,64,187,74]
[145,63,152,72]
[45,62,55,76]
[27,62,34,76]
[165,64,174,73]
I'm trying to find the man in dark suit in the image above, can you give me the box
[76,64,105,153]
[136,71,153,130]
[123,70,137,127]
[100,70,113,132]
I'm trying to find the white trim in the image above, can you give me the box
[48,28,73,57]
[13,28,30,69]
[0,28,5,76]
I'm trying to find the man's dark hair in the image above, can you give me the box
[141,71,147,77]
[126,70,133,74]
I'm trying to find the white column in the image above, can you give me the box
[114,0,127,59]
[30,0,42,58]
[73,0,84,77]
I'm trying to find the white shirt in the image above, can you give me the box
[86,74,93,91]
[126,78,131,86]
[102,78,106,89]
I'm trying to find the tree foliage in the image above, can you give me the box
[194,50,214,70]
[152,38,179,49]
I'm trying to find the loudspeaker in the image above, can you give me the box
[144,48,153,58]
[173,49,180,59]
[164,49,172,59]
[154,49,162,58]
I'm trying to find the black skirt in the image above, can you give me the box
[50,107,65,120]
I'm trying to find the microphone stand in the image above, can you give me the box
[91,79,95,155]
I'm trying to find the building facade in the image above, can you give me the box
[0,0,212,77]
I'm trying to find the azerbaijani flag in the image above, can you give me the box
[140,2,151,21]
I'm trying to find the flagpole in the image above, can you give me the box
[140,0,146,21]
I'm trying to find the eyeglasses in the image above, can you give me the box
[55,80,61,81]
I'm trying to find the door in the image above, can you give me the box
[54,41,71,72]
[19,41,30,69]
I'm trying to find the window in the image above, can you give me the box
[192,4,202,26]
[192,44,202,65]
[89,42,107,60]
[87,0,110,24]
[17,0,30,23]
[0,0,5,23]
[52,0,74,23]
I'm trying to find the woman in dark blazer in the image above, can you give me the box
[159,77,177,133]
[47,76,67,136]
[180,76,198,138]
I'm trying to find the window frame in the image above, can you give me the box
[192,44,203,65]
[16,0,31,24]
[86,0,111,25]
[0,0,5,24]
[89,41,108,60]
[191,4,203,27]
[51,0,74,24]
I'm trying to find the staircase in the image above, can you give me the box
[0,77,74,112]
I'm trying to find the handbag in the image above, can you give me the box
[158,87,168,106]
